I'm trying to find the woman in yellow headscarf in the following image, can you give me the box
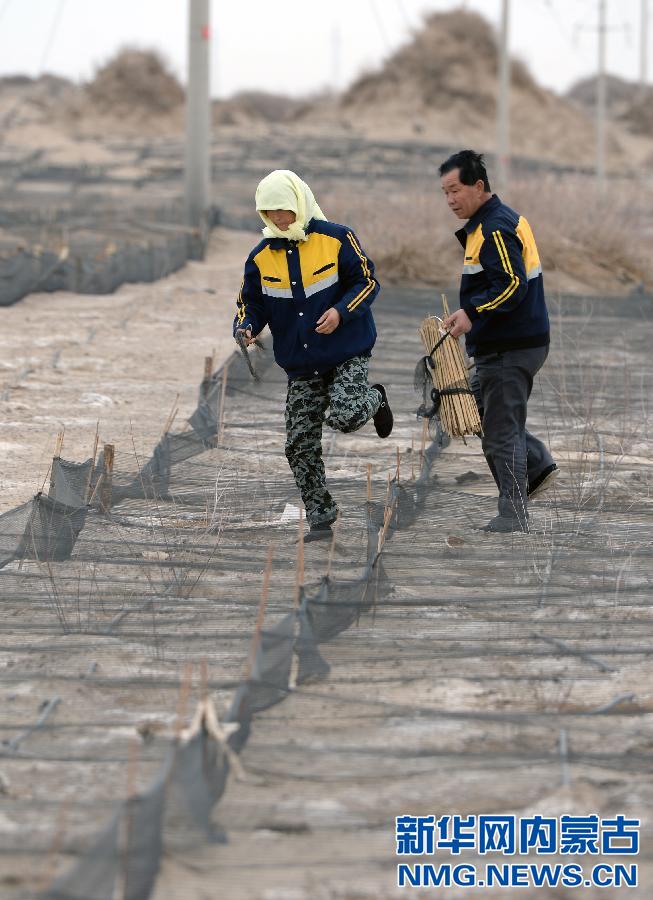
[233,169,393,540]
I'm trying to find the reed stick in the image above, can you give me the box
[418,295,481,438]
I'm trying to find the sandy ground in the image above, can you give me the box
[0,227,254,515]
[0,250,651,900]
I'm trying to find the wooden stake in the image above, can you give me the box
[366,463,372,502]
[200,658,208,702]
[203,355,213,398]
[396,447,401,483]
[48,430,65,496]
[99,444,114,513]
[54,430,64,458]
[175,663,194,739]
[245,544,274,678]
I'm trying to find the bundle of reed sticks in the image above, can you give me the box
[418,295,482,440]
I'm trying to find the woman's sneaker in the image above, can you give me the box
[371,384,393,438]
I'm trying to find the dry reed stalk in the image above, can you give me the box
[48,430,65,496]
[294,509,304,608]
[419,416,428,470]
[217,360,230,446]
[418,295,481,439]
[326,512,340,579]
[161,392,180,438]
[85,421,100,503]
[245,544,274,678]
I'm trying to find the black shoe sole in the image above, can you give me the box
[371,383,393,439]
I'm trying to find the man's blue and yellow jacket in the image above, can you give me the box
[456,194,549,356]
[233,219,379,379]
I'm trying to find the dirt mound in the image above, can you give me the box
[212,90,311,126]
[343,9,539,114]
[310,9,628,167]
[0,51,185,140]
[0,73,74,99]
[85,48,184,116]
[0,73,80,135]
[568,74,653,137]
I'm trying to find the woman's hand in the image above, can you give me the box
[315,308,342,335]
[235,327,256,345]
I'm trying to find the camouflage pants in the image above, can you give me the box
[285,355,381,526]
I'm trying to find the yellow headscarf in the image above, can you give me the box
[255,170,327,242]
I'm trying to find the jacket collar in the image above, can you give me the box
[267,217,317,249]
[455,194,501,246]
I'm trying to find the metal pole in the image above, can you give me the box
[641,0,649,86]
[496,0,510,192]
[184,0,211,228]
[596,0,607,190]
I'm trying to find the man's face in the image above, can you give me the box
[440,169,487,220]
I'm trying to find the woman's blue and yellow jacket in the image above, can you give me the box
[456,194,549,356]
[233,219,379,379]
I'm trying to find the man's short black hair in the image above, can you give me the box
[439,150,491,192]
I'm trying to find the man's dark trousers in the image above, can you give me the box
[471,346,554,522]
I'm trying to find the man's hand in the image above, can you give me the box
[315,308,341,335]
[235,327,256,346]
[442,309,472,339]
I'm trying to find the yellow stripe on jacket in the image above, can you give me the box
[346,232,376,311]
[476,230,520,311]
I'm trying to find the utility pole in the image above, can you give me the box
[496,0,510,192]
[184,0,211,230]
[596,0,607,191]
[641,0,649,86]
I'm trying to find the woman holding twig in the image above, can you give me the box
[233,170,393,541]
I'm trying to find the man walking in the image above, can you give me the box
[440,150,557,533]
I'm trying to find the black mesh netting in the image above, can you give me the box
[0,287,651,898]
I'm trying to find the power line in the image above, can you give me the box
[0,0,12,26]
[541,0,579,50]
[394,0,412,29]
[368,0,391,51]
[38,0,67,74]
[0,0,67,142]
